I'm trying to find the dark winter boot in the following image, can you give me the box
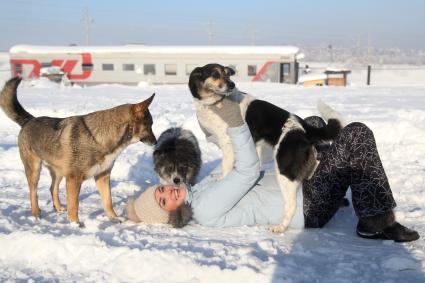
[356,211,419,242]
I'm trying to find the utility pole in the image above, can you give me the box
[207,19,215,45]
[250,26,257,45]
[367,65,371,85]
[367,32,372,64]
[82,7,93,45]
[328,44,334,62]
[356,33,361,64]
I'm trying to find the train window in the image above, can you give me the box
[144,64,156,75]
[247,65,257,76]
[41,62,52,68]
[186,64,197,75]
[123,64,135,71]
[82,63,93,71]
[14,64,22,74]
[102,64,114,71]
[164,64,177,75]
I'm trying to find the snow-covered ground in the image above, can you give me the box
[0,57,425,282]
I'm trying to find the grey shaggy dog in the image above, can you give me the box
[153,127,201,186]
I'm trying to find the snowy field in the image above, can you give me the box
[0,58,425,282]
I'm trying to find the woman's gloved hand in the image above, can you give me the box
[208,97,244,127]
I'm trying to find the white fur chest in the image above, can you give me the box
[86,144,128,178]
[195,100,229,139]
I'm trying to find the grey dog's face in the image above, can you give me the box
[188,63,236,104]
[157,163,195,185]
[153,128,201,186]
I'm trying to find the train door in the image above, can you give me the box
[279,63,291,83]
[11,62,23,77]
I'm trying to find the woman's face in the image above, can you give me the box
[155,184,186,212]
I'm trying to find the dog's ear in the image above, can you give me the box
[188,67,203,98]
[133,93,155,113]
[225,67,236,76]
[142,93,155,108]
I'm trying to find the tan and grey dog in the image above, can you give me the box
[0,77,157,226]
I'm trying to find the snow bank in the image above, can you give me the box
[0,71,424,282]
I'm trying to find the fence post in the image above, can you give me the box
[367,65,371,85]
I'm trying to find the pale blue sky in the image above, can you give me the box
[0,0,424,51]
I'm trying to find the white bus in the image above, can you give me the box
[9,45,303,85]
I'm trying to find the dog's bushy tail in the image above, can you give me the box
[0,77,33,127]
[317,100,347,127]
[302,101,346,142]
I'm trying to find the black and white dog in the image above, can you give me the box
[153,127,201,186]
[188,63,346,232]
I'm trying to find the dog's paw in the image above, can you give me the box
[70,221,85,229]
[269,224,288,233]
[110,216,126,223]
[217,175,225,181]
[31,214,41,220]
[30,214,41,222]
[31,209,42,219]
[54,206,67,213]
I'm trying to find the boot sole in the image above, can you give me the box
[357,229,419,242]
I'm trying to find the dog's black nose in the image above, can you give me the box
[228,81,235,89]
[173,177,181,184]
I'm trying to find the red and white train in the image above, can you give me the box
[9,45,303,85]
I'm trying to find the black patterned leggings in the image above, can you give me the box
[302,117,397,228]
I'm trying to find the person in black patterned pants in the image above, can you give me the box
[128,98,418,242]
[302,116,419,242]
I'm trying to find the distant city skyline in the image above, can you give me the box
[1,0,424,51]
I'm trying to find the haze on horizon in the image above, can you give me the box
[0,0,424,51]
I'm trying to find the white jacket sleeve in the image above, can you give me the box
[192,123,260,225]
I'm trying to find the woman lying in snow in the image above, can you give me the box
[126,98,419,242]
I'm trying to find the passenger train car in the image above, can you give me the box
[9,45,303,85]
